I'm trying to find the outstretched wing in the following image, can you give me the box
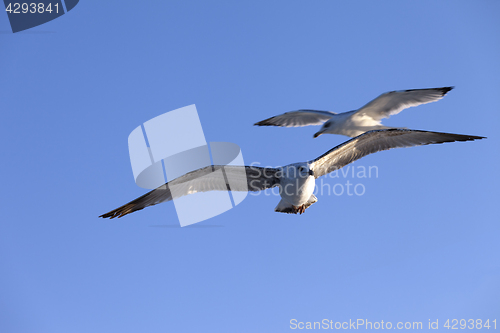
[310,129,484,178]
[100,165,281,219]
[254,109,336,128]
[354,87,454,121]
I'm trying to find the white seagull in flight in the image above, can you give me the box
[100,129,483,218]
[255,87,454,138]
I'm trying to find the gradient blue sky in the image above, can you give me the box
[1,1,499,332]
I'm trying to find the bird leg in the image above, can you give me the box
[293,204,307,214]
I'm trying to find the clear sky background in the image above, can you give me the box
[1,1,499,332]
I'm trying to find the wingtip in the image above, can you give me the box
[254,118,278,127]
[254,119,266,126]
[440,86,454,95]
[99,210,125,219]
[457,135,485,142]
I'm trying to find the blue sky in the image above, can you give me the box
[1,1,499,332]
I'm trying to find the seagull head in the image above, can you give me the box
[296,164,315,178]
[282,163,314,179]
[313,121,334,138]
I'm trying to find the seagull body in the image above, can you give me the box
[255,87,454,138]
[100,129,483,219]
[275,163,317,214]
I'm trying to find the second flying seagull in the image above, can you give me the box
[255,87,454,138]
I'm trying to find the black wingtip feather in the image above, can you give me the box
[401,86,454,95]
[439,86,454,95]
[254,117,278,126]
[99,204,146,219]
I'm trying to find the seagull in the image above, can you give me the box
[100,129,483,219]
[255,87,454,138]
